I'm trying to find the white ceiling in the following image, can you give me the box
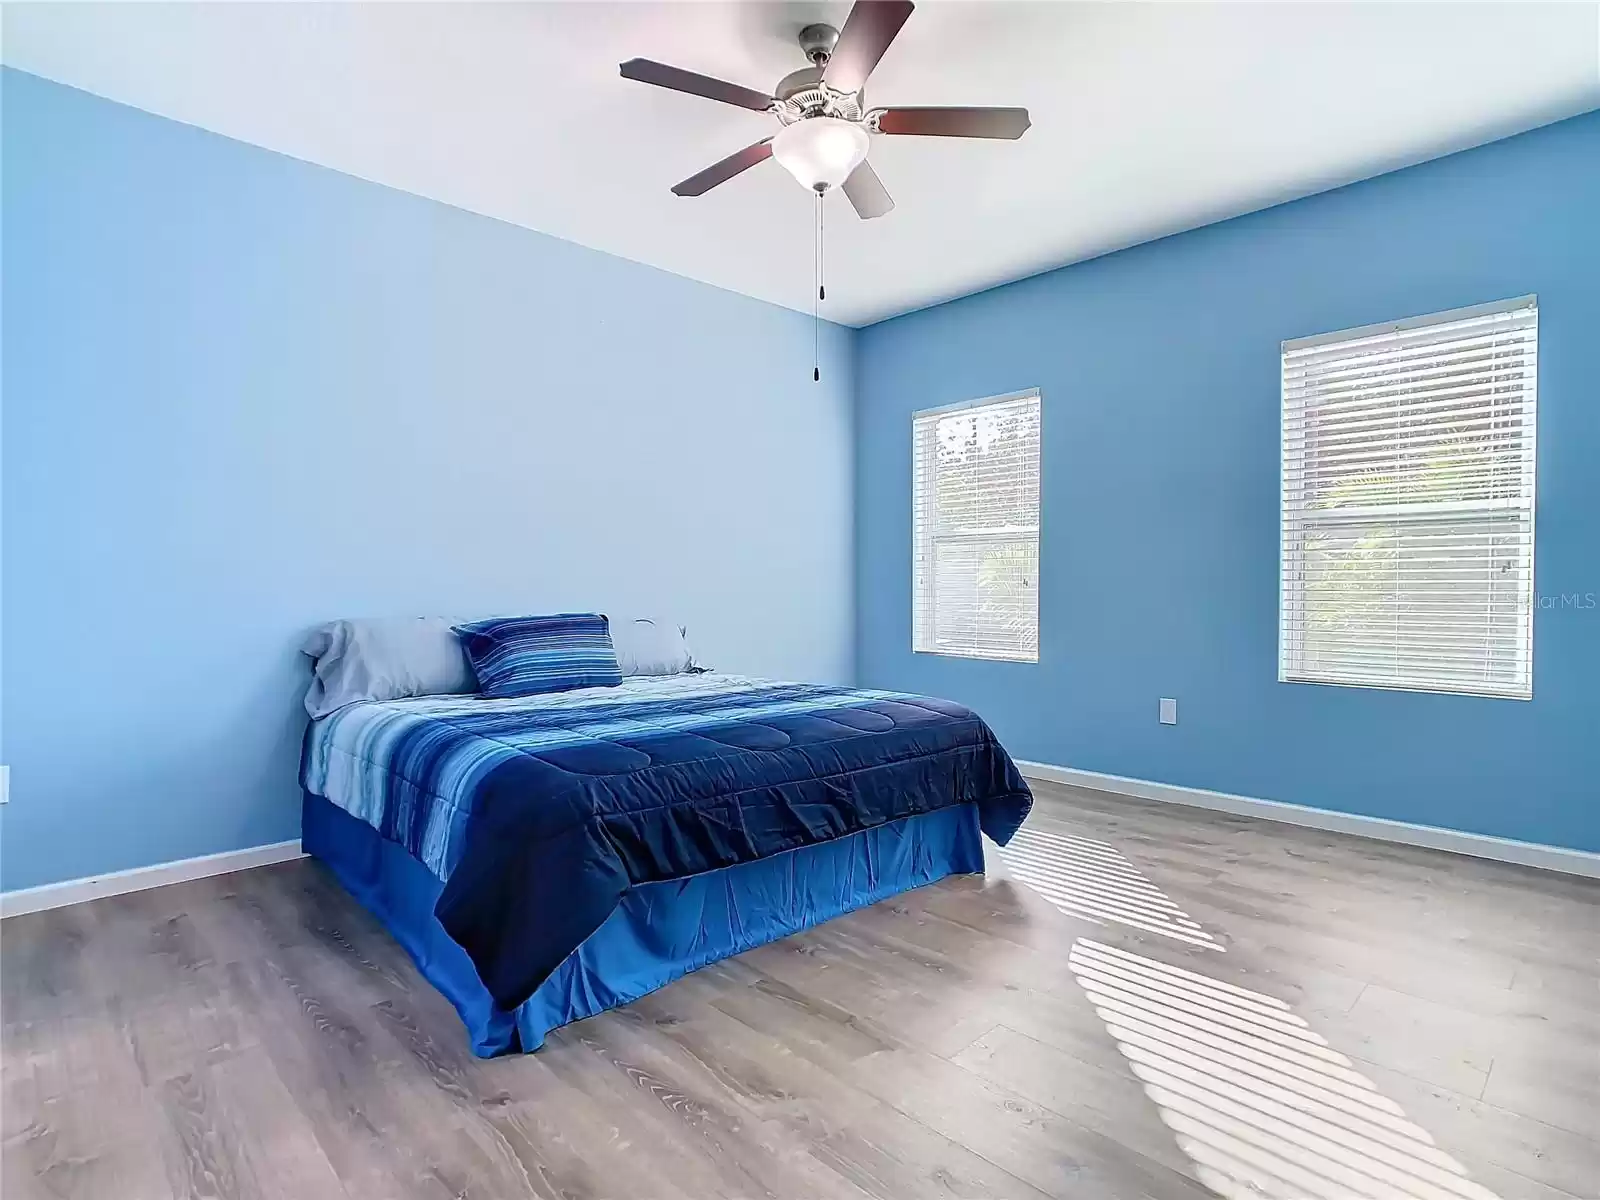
[5,2,1598,326]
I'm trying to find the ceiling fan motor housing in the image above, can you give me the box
[777,25,865,126]
[775,68,864,126]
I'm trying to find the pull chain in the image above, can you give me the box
[813,190,824,382]
[819,187,827,306]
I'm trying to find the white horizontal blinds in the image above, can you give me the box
[913,391,1041,662]
[1280,298,1537,699]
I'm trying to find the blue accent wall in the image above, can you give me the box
[855,110,1600,853]
[1,70,855,891]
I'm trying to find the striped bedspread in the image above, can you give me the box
[302,673,1032,1008]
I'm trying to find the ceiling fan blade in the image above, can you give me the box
[874,106,1031,139]
[842,161,894,219]
[619,58,773,112]
[823,1,915,94]
[671,139,774,197]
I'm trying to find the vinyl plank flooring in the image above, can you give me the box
[531,1021,826,1200]
[199,1047,349,1200]
[950,1023,1198,1174]
[620,978,1059,1200]
[1508,957,1600,1010]
[1479,1058,1600,1144]
[693,963,1213,1198]
[108,976,258,1088]
[567,1012,880,1199]
[473,1034,710,1200]
[1346,982,1594,1089]
[1352,1056,1600,1200]
[2,1018,174,1200]
[840,1044,1218,1200]
[4,783,1596,1200]
[224,955,463,1199]
[1311,993,1497,1098]
[450,1101,630,1200]
[0,906,102,1024]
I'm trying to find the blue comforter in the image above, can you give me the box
[302,674,1032,1009]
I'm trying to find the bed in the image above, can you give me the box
[300,672,1032,1057]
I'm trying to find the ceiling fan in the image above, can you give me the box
[620,0,1031,219]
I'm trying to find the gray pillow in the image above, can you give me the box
[302,617,476,718]
[608,617,698,676]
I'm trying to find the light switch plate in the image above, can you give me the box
[0,765,9,804]
[1159,698,1178,725]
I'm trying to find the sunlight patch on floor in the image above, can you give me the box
[1068,939,1501,1200]
[994,826,1223,949]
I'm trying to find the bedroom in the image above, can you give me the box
[2,1,1597,1197]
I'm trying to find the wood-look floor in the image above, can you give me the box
[3,782,1597,1200]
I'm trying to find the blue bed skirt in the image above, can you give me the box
[302,792,985,1057]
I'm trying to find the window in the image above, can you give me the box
[913,390,1041,662]
[1280,297,1537,699]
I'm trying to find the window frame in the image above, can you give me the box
[1278,296,1538,700]
[911,388,1042,664]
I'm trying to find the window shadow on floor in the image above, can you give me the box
[1068,938,1501,1200]
[994,826,1224,950]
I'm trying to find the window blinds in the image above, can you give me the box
[1280,297,1537,699]
[913,390,1041,662]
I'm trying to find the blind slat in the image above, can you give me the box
[1280,300,1537,700]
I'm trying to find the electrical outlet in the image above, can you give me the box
[1159,698,1178,725]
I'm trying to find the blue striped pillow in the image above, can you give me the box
[453,613,622,699]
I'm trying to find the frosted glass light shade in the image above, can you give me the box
[772,117,870,192]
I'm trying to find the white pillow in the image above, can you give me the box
[302,617,476,718]
[608,617,698,676]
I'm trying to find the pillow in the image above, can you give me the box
[302,617,476,719]
[608,616,696,676]
[453,613,623,699]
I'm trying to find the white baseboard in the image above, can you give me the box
[1017,760,1600,880]
[1,840,307,919]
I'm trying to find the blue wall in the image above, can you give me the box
[856,110,1600,853]
[1,70,855,891]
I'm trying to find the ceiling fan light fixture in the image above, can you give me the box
[771,117,870,192]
